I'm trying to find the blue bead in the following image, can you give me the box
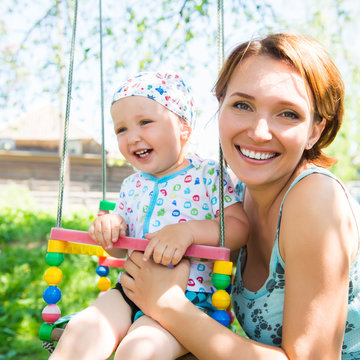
[43,286,61,304]
[96,265,110,277]
[211,310,230,327]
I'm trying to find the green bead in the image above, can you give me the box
[212,273,231,290]
[46,252,64,266]
[38,323,55,341]
[99,200,116,211]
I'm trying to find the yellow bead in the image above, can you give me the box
[212,290,231,310]
[213,260,233,275]
[44,267,63,286]
[97,277,111,291]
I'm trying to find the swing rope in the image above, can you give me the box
[56,0,78,228]
[56,0,108,227]
[217,0,225,248]
[98,0,107,201]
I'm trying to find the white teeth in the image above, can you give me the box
[240,147,276,160]
[135,149,150,158]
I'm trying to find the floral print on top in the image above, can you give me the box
[232,167,360,360]
[114,154,240,293]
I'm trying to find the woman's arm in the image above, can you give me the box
[121,173,357,359]
[121,252,288,360]
[279,174,356,359]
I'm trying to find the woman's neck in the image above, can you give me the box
[244,161,311,217]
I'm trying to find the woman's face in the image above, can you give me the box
[219,55,324,188]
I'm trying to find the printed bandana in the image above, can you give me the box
[112,71,195,127]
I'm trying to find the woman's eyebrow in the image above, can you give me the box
[230,91,304,109]
[229,91,255,100]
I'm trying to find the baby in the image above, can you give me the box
[50,71,249,360]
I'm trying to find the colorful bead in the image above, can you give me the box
[212,289,231,310]
[212,273,231,290]
[44,267,63,286]
[211,310,231,327]
[42,304,61,323]
[45,252,64,266]
[96,265,110,277]
[213,260,233,275]
[43,286,61,304]
[99,200,116,211]
[97,277,111,291]
[227,309,235,325]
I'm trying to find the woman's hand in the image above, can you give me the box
[120,251,190,318]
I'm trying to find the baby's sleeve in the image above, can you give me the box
[203,160,240,216]
[112,178,129,219]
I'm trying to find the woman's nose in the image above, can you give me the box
[248,117,272,142]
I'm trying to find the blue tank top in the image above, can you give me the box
[232,167,360,359]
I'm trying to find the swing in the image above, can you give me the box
[39,1,231,358]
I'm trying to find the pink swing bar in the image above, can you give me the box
[49,227,231,261]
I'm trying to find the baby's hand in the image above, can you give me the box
[88,213,127,250]
[144,223,194,266]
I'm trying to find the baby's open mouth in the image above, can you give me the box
[134,149,153,158]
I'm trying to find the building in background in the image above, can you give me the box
[0,105,133,210]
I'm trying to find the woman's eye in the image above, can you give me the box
[280,111,299,119]
[234,102,251,111]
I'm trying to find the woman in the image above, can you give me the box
[121,33,360,359]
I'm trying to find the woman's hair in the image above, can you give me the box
[214,33,345,168]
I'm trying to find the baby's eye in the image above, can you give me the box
[280,111,299,119]
[234,102,251,111]
[140,120,152,126]
[116,127,127,134]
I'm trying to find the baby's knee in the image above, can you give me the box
[62,308,110,345]
[115,337,162,360]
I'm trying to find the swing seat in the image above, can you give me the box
[42,228,231,359]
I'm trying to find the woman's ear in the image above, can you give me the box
[307,117,326,149]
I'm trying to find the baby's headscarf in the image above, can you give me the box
[112,71,195,128]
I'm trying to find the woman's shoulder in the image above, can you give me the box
[283,167,353,226]
[285,167,348,209]
[280,167,358,261]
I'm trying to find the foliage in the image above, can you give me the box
[295,0,360,182]
[2,0,359,179]
[0,203,119,359]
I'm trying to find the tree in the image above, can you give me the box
[1,0,359,181]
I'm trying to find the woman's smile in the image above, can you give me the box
[237,146,279,161]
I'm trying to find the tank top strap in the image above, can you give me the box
[276,166,338,234]
[273,167,343,268]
